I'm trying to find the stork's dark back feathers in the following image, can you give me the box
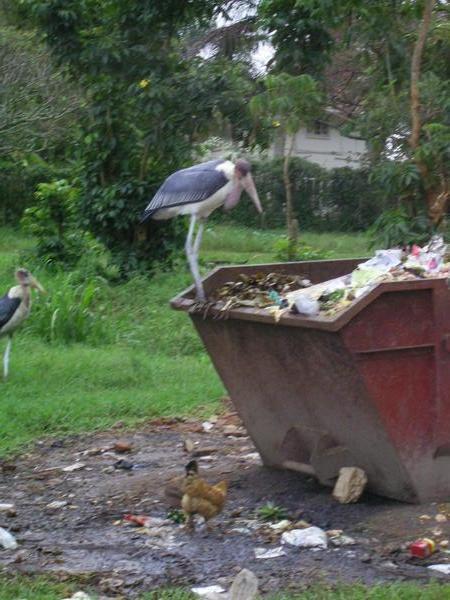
[0,294,21,332]
[141,159,228,223]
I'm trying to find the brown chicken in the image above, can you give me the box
[181,460,227,531]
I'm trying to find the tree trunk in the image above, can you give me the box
[409,0,448,225]
[283,134,298,259]
[409,0,435,150]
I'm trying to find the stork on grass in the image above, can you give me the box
[0,269,45,380]
[140,159,263,300]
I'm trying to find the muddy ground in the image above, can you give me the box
[1,408,450,597]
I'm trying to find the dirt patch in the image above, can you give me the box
[1,416,450,597]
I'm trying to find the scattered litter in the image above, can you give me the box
[112,441,133,453]
[441,540,450,548]
[191,584,226,598]
[0,503,15,512]
[254,546,286,559]
[123,514,152,527]
[0,527,18,550]
[436,513,447,523]
[193,447,218,458]
[328,532,356,546]
[410,538,436,558]
[229,568,258,600]
[114,459,134,470]
[282,526,328,549]
[332,467,367,504]
[202,421,214,433]
[428,564,450,575]
[61,462,85,472]
[46,500,68,510]
[61,592,93,600]
[420,514,432,520]
[269,519,292,532]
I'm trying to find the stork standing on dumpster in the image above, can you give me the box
[0,268,45,379]
[140,159,263,300]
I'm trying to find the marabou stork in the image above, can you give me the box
[140,158,263,300]
[0,269,45,379]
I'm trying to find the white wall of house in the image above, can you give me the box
[271,124,368,170]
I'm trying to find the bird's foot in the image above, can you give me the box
[189,299,216,319]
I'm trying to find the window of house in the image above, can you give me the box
[306,121,330,137]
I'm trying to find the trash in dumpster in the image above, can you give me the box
[409,538,436,558]
[209,236,449,321]
[211,272,311,313]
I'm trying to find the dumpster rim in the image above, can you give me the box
[171,261,447,332]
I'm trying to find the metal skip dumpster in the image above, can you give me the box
[171,258,450,503]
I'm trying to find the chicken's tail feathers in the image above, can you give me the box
[185,460,198,475]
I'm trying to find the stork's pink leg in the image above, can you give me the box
[185,215,205,301]
[3,336,12,380]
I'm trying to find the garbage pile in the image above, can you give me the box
[211,272,311,312]
[211,236,449,320]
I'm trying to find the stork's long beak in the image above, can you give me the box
[242,174,263,214]
[30,276,46,294]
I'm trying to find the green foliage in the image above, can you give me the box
[274,236,331,261]
[0,155,64,226]
[250,72,322,136]
[217,157,384,232]
[18,0,262,276]
[257,501,288,522]
[367,207,432,250]
[21,179,84,267]
[26,273,112,345]
[259,0,335,76]
[167,509,186,524]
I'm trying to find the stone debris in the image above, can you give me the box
[0,527,18,550]
[61,462,86,473]
[254,546,286,559]
[282,526,328,549]
[46,500,68,510]
[229,569,258,600]
[332,467,367,504]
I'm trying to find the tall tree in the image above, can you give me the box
[250,73,322,256]
[14,0,258,274]
[259,0,450,228]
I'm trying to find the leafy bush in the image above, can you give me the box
[367,207,432,249]
[0,155,65,226]
[26,274,112,345]
[256,502,288,522]
[21,179,83,267]
[273,236,332,261]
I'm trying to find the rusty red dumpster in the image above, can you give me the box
[171,258,450,503]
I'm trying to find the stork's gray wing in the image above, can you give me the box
[0,294,21,330]
[140,160,228,222]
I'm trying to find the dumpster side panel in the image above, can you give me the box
[191,315,417,501]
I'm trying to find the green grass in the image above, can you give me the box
[1,577,450,599]
[0,224,370,455]
[202,225,369,264]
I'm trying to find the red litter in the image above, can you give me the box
[410,538,436,558]
[123,514,151,527]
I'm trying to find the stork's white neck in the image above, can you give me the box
[8,285,25,299]
[216,160,236,181]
